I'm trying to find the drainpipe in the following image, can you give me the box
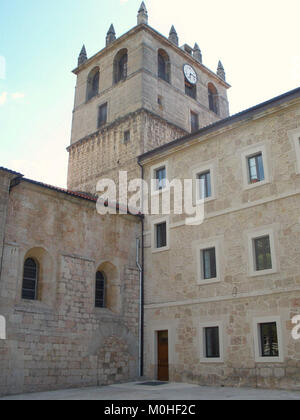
[137,160,145,378]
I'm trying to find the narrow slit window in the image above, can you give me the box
[191,112,199,133]
[156,222,167,249]
[22,258,38,300]
[98,103,107,128]
[95,271,106,308]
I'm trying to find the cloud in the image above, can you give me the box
[0,92,8,106]
[11,92,25,100]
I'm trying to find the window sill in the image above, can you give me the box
[152,246,170,254]
[243,180,270,191]
[197,277,221,286]
[200,358,224,364]
[248,268,278,277]
[254,357,284,364]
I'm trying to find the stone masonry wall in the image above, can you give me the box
[143,98,300,390]
[0,181,141,396]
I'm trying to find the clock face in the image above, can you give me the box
[183,64,197,85]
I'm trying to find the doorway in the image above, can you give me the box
[157,330,169,381]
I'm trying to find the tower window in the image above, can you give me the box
[185,81,196,100]
[98,103,107,128]
[158,49,170,83]
[191,111,199,133]
[208,83,219,114]
[22,258,38,300]
[86,67,100,101]
[114,49,128,84]
[124,130,130,144]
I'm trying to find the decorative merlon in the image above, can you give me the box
[217,60,226,81]
[193,43,202,64]
[78,45,87,67]
[169,25,178,46]
[106,24,116,46]
[137,1,148,25]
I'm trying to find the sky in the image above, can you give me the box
[0,0,299,187]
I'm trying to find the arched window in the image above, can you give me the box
[114,49,128,84]
[208,83,219,115]
[86,67,100,101]
[22,258,38,300]
[95,271,106,308]
[158,49,170,83]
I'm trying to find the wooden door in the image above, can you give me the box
[157,330,169,381]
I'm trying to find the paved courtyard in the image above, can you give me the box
[1,382,300,400]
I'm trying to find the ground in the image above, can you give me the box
[1,382,300,400]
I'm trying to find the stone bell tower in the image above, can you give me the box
[67,2,230,194]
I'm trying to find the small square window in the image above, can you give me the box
[156,222,167,249]
[155,167,166,191]
[202,247,217,280]
[98,103,107,128]
[248,153,265,184]
[197,171,211,199]
[124,130,130,144]
[254,235,272,271]
[259,322,279,357]
[205,327,220,358]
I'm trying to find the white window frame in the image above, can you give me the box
[288,128,300,174]
[194,236,223,285]
[199,322,224,363]
[151,161,169,195]
[246,226,278,277]
[192,160,217,204]
[151,216,170,253]
[241,143,270,190]
[253,316,284,363]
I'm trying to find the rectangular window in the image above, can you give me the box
[155,166,166,191]
[248,153,265,183]
[254,235,272,271]
[124,130,130,144]
[185,81,196,99]
[198,171,211,199]
[98,103,107,128]
[156,222,167,249]
[260,322,279,357]
[191,112,199,133]
[205,327,220,358]
[202,247,217,280]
